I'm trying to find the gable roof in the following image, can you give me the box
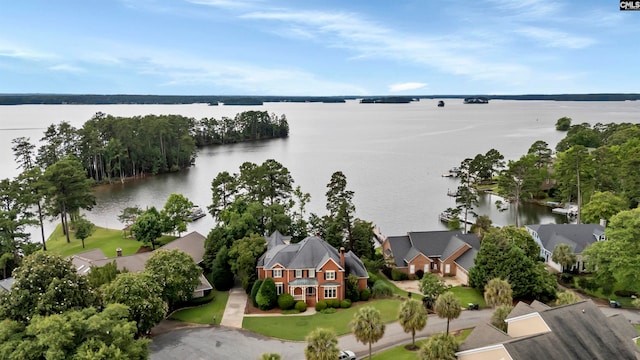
[386,230,481,268]
[0,277,15,292]
[460,300,639,359]
[259,233,368,278]
[69,231,207,273]
[526,224,605,254]
[458,322,512,352]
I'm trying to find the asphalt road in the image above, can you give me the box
[150,306,640,360]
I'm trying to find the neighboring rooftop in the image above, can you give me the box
[526,224,605,253]
[0,277,15,292]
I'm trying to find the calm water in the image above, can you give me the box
[1,100,639,240]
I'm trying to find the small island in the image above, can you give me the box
[463,97,489,104]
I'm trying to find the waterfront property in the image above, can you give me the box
[256,231,368,306]
[457,300,639,359]
[69,231,213,298]
[525,223,606,272]
[381,230,480,285]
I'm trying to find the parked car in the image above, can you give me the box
[609,299,622,308]
[338,350,356,360]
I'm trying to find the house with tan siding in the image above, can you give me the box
[381,230,480,285]
[457,299,640,360]
[256,231,368,306]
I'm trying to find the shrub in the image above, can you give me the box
[294,301,307,312]
[391,268,408,281]
[256,278,277,310]
[372,280,393,298]
[415,269,424,280]
[315,300,328,311]
[360,288,371,301]
[340,299,352,308]
[615,290,637,298]
[321,307,337,314]
[367,272,379,287]
[346,274,360,302]
[250,279,263,307]
[577,277,598,292]
[278,293,295,310]
[558,273,574,285]
[327,299,340,308]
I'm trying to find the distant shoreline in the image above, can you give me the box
[1,93,640,105]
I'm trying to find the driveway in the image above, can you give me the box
[150,326,306,360]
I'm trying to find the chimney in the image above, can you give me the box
[339,247,345,269]
[599,218,607,228]
[116,248,122,257]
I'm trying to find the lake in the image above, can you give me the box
[1,100,639,240]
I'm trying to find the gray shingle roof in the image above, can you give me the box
[527,224,605,254]
[505,301,536,320]
[503,300,637,359]
[260,234,368,278]
[461,300,639,359]
[458,322,511,351]
[0,277,15,292]
[386,231,480,269]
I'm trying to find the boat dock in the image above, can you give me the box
[551,203,578,217]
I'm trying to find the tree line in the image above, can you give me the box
[13,110,288,184]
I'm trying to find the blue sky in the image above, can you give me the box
[0,0,637,95]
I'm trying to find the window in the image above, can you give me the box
[409,265,415,274]
[308,269,315,278]
[275,283,284,296]
[273,269,282,278]
[295,269,303,278]
[324,286,337,299]
[325,271,336,280]
[307,287,315,295]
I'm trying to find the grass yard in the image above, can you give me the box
[169,290,230,325]
[571,276,636,307]
[242,299,402,341]
[448,286,486,308]
[46,224,176,258]
[371,328,473,360]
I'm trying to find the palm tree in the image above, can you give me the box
[484,278,513,308]
[418,333,458,360]
[304,328,339,360]
[398,298,428,348]
[555,290,581,305]
[434,291,461,334]
[552,243,576,273]
[350,306,385,360]
[490,304,514,332]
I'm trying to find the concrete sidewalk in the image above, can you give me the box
[220,287,248,328]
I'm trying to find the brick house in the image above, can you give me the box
[381,230,480,285]
[256,231,368,306]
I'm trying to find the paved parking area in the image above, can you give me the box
[150,326,305,360]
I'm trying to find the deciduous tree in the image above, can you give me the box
[144,249,201,309]
[228,233,267,291]
[419,272,450,309]
[73,215,95,249]
[162,193,193,237]
[581,191,628,225]
[555,291,581,306]
[131,207,163,249]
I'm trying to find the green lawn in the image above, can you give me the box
[371,328,473,360]
[571,276,636,307]
[448,286,486,308]
[169,290,230,325]
[242,299,402,341]
[46,224,176,258]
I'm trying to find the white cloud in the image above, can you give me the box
[185,0,260,9]
[516,26,595,49]
[49,64,86,73]
[0,40,55,61]
[389,82,427,92]
[486,0,561,18]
